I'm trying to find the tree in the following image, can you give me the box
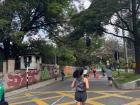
[67,35,104,66]
[57,46,76,66]
[70,0,140,74]
[0,0,72,60]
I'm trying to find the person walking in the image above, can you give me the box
[101,66,106,77]
[92,67,96,78]
[71,68,89,105]
[106,66,113,86]
[53,67,58,80]
[61,70,65,81]
[83,67,88,78]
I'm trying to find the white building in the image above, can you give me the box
[19,52,42,70]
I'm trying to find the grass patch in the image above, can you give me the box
[113,71,140,84]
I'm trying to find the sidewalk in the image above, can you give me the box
[5,77,62,97]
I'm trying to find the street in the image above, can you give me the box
[6,74,140,105]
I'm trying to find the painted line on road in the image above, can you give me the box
[30,90,140,93]
[25,92,33,96]
[9,100,32,105]
[57,101,75,105]
[57,91,74,98]
[51,96,64,105]
[124,100,140,105]
[87,100,104,105]
[32,98,49,105]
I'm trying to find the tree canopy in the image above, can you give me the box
[70,0,140,74]
[0,0,73,59]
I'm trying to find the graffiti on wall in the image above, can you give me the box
[41,67,49,80]
[6,70,39,89]
[41,64,59,80]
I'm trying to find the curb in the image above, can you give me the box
[113,78,140,90]
[112,78,121,89]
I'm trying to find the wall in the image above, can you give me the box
[5,70,40,90]
[40,64,59,80]
[3,65,75,91]
[64,66,73,76]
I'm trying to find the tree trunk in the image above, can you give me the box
[134,38,140,74]
[131,0,140,74]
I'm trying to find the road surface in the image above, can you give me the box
[6,74,140,105]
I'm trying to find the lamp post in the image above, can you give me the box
[26,57,29,88]
[54,45,57,66]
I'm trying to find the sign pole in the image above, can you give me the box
[26,57,29,89]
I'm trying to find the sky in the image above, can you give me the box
[23,0,123,43]
[23,0,91,42]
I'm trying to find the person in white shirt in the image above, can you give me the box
[83,67,88,77]
[106,66,113,86]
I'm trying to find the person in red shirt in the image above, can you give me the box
[93,67,96,78]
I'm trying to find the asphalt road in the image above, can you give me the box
[6,74,140,105]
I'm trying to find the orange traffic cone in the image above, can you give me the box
[96,72,100,80]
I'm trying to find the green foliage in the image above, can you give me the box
[0,0,72,59]
[67,36,104,66]
[58,47,76,66]
[70,0,121,38]
[11,32,25,45]
[113,71,140,83]
[29,39,56,56]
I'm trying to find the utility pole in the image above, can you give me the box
[120,0,129,72]
[122,30,129,72]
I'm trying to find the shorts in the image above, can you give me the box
[108,77,112,80]
[75,91,87,102]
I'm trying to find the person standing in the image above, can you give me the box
[106,66,113,86]
[54,67,58,80]
[71,68,89,105]
[101,66,105,77]
[61,70,65,81]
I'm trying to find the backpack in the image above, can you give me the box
[76,78,86,92]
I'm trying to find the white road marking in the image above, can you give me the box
[51,96,64,105]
